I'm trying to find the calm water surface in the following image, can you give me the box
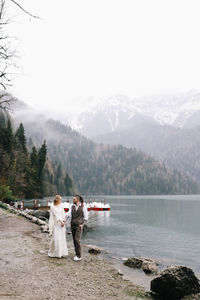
[32,195,200,275]
[82,195,200,274]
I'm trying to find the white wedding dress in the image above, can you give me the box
[48,203,68,258]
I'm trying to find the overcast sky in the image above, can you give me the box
[7,0,200,113]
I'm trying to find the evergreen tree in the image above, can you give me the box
[37,141,47,196]
[0,111,6,128]
[15,123,27,153]
[28,137,34,149]
[64,173,73,196]
[6,119,15,154]
[54,163,61,187]
[0,117,15,182]
[24,146,39,198]
[0,117,13,154]
[30,146,38,167]
[0,112,69,199]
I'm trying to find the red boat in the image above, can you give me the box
[63,202,111,212]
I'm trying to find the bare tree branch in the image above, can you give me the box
[9,0,40,19]
[0,0,39,92]
[0,0,5,19]
[0,92,15,111]
[0,0,39,110]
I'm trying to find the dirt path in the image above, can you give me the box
[0,208,152,300]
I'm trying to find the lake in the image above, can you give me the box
[30,195,200,276]
[80,195,200,276]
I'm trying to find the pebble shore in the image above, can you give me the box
[0,206,152,300]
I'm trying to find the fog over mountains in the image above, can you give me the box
[51,90,200,185]
[68,91,200,136]
[10,90,200,188]
[10,97,199,195]
[65,90,200,184]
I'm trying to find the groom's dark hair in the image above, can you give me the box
[74,194,84,207]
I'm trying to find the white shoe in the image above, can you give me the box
[73,256,82,261]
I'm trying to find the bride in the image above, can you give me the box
[48,195,68,258]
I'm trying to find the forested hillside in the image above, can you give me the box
[94,122,200,183]
[13,108,199,195]
[0,111,74,200]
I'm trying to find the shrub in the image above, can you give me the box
[0,201,8,210]
[0,185,15,202]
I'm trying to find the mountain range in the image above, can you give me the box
[52,90,200,185]
[9,97,199,195]
[67,91,200,137]
[65,91,200,184]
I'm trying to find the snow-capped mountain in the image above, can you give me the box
[67,91,200,136]
[136,91,200,127]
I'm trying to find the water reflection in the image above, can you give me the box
[24,195,200,274]
[82,195,200,275]
[87,210,110,227]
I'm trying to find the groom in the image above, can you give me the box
[67,195,88,261]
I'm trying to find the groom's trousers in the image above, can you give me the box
[71,224,82,258]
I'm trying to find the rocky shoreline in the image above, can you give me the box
[0,204,152,300]
[1,202,200,300]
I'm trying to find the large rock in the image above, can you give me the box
[41,225,49,233]
[182,293,200,299]
[87,245,102,254]
[124,257,159,274]
[36,219,47,226]
[151,266,200,300]
[33,210,50,220]
[124,257,143,268]
[142,260,159,274]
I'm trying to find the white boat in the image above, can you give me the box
[47,200,111,212]
[89,202,111,211]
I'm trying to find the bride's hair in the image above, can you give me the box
[54,195,61,205]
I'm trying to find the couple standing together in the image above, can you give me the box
[48,194,88,261]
